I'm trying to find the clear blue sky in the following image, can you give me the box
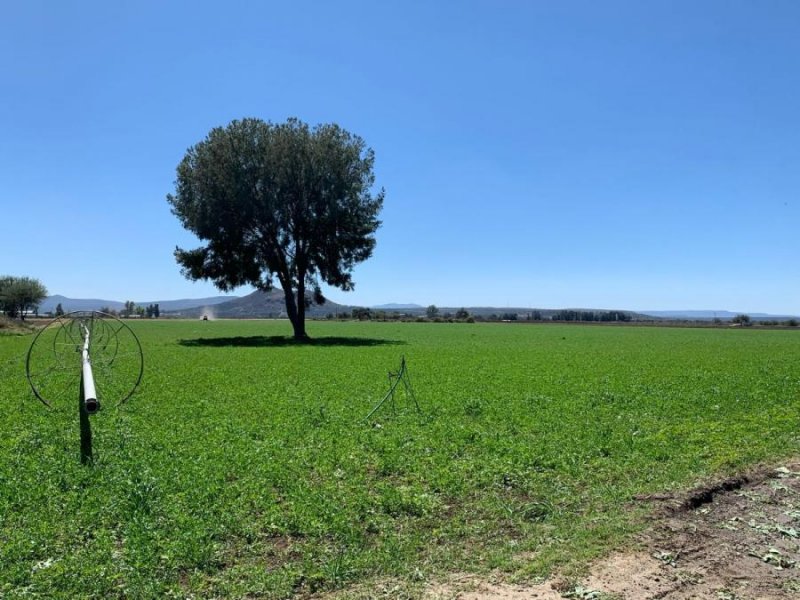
[2,1,798,313]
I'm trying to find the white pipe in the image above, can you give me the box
[80,324,98,410]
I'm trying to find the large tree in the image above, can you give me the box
[168,118,384,339]
[0,276,48,320]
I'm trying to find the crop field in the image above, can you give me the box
[1,320,799,598]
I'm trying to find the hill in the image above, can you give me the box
[165,289,351,318]
[40,295,124,313]
[41,296,791,323]
[40,295,236,314]
[170,294,653,321]
[371,303,423,310]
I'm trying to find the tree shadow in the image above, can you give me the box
[177,335,405,348]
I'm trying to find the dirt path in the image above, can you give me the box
[430,460,800,599]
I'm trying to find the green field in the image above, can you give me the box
[1,320,798,598]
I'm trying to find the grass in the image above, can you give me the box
[1,320,799,597]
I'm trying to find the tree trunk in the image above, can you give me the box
[290,308,307,340]
[280,282,307,340]
[295,278,307,340]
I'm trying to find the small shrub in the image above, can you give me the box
[464,399,484,416]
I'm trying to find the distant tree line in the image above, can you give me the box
[337,305,475,323]
[548,309,632,322]
[730,314,799,327]
[313,308,798,328]
[326,307,634,324]
[99,302,160,318]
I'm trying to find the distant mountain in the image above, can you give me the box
[41,294,794,322]
[40,295,124,313]
[641,310,799,320]
[143,297,237,312]
[165,289,351,318]
[40,295,236,314]
[372,303,423,309]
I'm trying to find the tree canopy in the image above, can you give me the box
[0,276,48,320]
[168,118,384,339]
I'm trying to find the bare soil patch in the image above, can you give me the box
[429,460,800,599]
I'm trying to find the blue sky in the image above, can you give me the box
[1,1,798,313]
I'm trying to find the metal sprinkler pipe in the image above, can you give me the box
[25,310,144,465]
[80,324,100,414]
